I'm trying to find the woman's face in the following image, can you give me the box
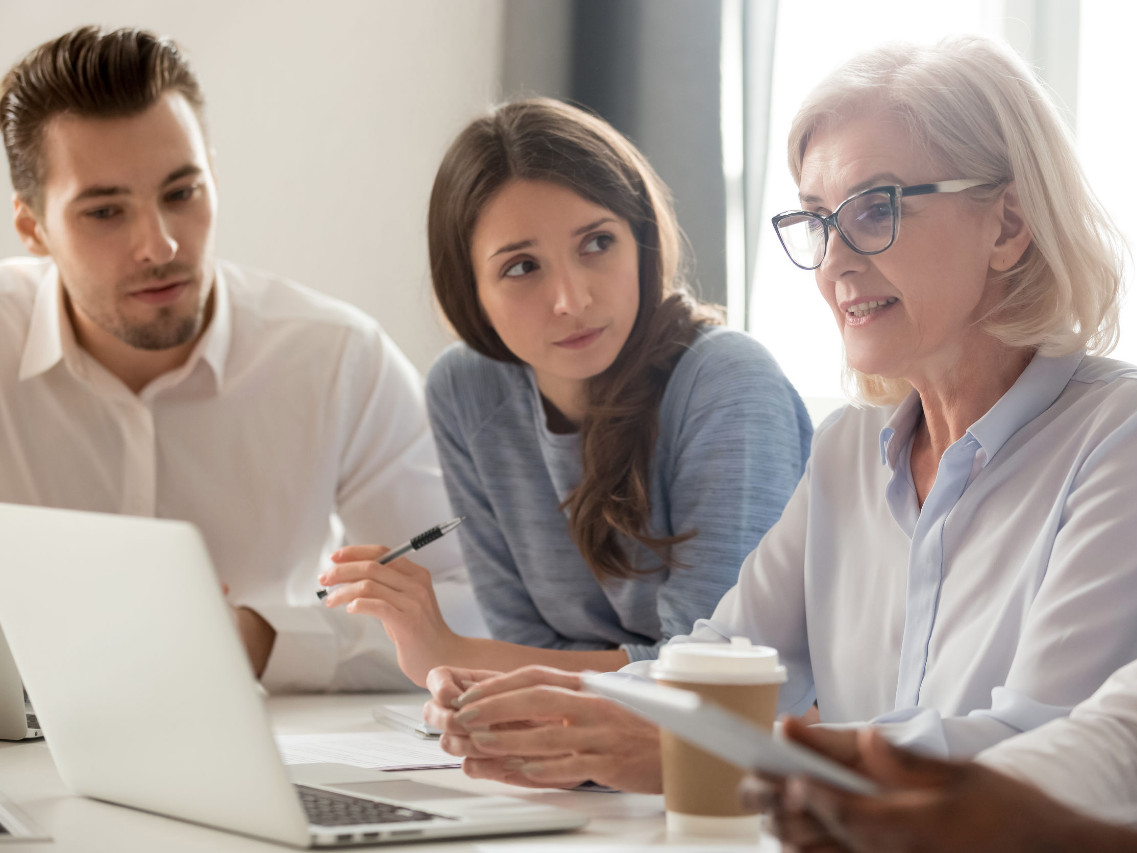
[798,111,1010,386]
[470,179,640,415]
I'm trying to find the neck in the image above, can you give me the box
[911,341,1034,459]
[66,292,212,394]
[539,394,579,434]
[534,371,588,428]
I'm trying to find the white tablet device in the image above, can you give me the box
[581,673,880,796]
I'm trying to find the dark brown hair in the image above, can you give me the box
[0,25,205,208]
[428,97,722,580]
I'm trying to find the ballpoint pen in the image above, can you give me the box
[316,516,464,600]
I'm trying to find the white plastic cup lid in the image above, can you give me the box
[650,637,787,685]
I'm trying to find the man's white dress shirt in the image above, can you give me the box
[661,349,1137,757]
[0,257,486,692]
[980,657,1137,827]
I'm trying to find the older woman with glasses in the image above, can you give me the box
[421,35,1137,798]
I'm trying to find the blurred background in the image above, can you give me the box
[0,0,1127,420]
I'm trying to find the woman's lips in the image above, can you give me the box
[554,327,604,349]
[841,296,898,328]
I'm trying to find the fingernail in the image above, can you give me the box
[460,680,478,689]
[317,574,328,584]
[519,762,543,776]
[470,730,497,746]
[785,776,808,812]
[502,758,524,771]
[331,549,342,560]
[453,687,482,708]
[454,707,479,726]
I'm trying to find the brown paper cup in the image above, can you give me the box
[651,640,786,838]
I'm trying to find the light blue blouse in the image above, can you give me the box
[426,326,812,662]
[674,350,1137,757]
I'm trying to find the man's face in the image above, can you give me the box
[14,91,217,352]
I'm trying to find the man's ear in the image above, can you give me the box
[13,193,50,257]
[990,181,1032,272]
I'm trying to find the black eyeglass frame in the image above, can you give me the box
[770,178,989,271]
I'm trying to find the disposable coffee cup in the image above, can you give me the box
[650,638,786,838]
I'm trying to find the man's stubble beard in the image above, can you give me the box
[115,307,202,350]
[109,261,210,351]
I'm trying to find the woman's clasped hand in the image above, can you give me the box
[423,665,663,793]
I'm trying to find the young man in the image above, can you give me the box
[0,25,485,691]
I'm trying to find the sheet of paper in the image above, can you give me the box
[376,703,427,728]
[374,703,442,738]
[275,732,460,771]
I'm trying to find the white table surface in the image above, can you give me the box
[0,692,781,851]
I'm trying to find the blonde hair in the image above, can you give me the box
[787,36,1126,405]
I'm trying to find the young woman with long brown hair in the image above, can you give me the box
[319,98,811,685]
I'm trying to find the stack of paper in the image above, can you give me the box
[275,732,460,771]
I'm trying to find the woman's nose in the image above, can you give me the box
[551,267,592,315]
[816,225,868,281]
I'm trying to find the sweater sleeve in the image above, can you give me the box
[425,350,577,648]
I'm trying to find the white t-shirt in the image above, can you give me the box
[980,657,1137,826]
[0,257,486,692]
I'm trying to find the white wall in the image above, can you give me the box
[0,0,505,373]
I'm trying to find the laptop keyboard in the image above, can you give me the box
[295,785,450,828]
[25,714,38,730]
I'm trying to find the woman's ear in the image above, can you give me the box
[990,181,1032,272]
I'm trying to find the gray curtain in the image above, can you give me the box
[503,0,724,307]
[502,0,778,320]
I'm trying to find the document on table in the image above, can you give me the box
[373,702,442,738]
[275,732,461,771]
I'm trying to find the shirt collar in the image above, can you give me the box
[17,264,67,382]
[16,262,233,393]
[878,348,1086,469]
[966,348,1084,466]
[879,392,923,468]
[194,264,231,390]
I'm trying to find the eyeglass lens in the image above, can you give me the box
[777,189,897,268]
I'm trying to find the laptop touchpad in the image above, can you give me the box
[332,780,482,802]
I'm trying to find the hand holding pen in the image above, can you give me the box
[316,517,464,599]
[317,517,466,685]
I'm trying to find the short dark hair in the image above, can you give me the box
[0,25,205,208]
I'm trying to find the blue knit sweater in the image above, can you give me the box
[425,326,812,662]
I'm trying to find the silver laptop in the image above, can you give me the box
[0,503,586,847]
[0,626,42,741]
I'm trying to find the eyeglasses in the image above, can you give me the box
[771,179,988,270]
